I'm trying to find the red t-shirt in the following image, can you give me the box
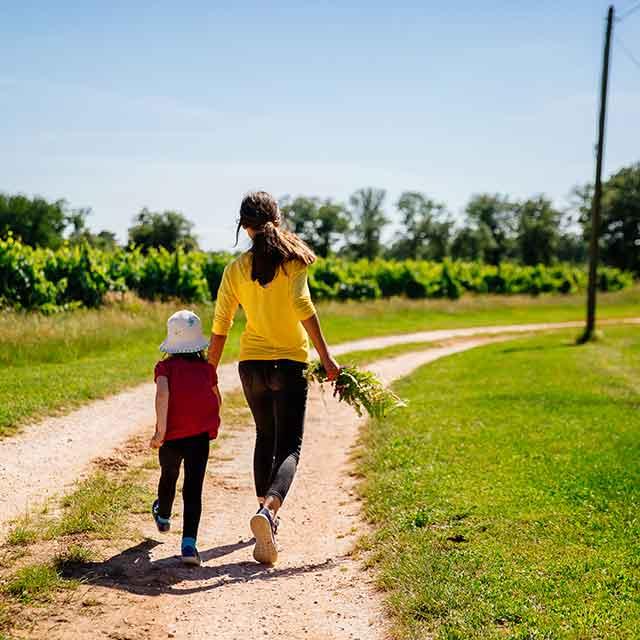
[154,357,220,441]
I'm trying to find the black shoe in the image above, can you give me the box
[181,544,201,566]
[152,499,170,533]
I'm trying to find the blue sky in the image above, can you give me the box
[1,1,639,250]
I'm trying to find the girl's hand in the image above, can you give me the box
[149,431,164,449]
[322,354,340,382]
[213,385,223,408]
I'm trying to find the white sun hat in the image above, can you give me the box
[160,310,210,354]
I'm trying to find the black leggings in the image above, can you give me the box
[239,360,308,504]
[157,432,209,540]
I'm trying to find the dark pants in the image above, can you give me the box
[157,432,209,540]
[239,359,308,504]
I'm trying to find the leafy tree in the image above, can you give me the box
[280,196,350,257]
[555,195,587,264]
[600,164,640,275]
[93,230,119,251]
[556,231,586,263]
[0,193,68,248]
[66,208,119,250]
[315,200,351,257]
[450,224,494,261]
[569,183,594,243]
[348,188,389,260]
[514,196,561,265]
[280,196,317,239]
[66,208,91,241]
[128,208,198,253]
[388,191,453,260]
[465,194,517,265]
[572,164,640,275]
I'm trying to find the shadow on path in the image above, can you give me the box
[60,538,336,596]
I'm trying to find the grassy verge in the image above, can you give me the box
[0,391,251,636]
[0,472,150,636]
[0,446,153,632]
[5,468,152,546]
[4,563,75,605]
[361,326,640,639]
[1,286,639,435]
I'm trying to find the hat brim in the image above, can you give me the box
[159,338,210,354]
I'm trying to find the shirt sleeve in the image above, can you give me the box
[213,264,239,335]
[154,360,169,382]
[289,262,316,321]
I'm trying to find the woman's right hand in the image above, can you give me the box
[322,354,340,381]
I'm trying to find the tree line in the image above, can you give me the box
[1,162,638,274]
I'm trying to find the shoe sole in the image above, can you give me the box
[250,513,278,564]
[181,555,201,567]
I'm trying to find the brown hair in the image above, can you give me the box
[236,191,316,286]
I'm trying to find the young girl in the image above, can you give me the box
[150,309,221,566]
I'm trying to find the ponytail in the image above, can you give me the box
[236,192,316,286]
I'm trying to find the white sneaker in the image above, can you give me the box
[250,507,278,564]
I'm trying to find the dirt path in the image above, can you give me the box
[23,336,503,640]
[2,318,637,534]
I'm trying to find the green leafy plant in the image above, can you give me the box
[306,361,407,419]
[0,236,634,312]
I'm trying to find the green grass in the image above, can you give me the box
[0,458,150,629]
[47,471,151,539]
[361,326,640,639]
[5,520,37,547]
[4,563,70,605]
[4,471,151,548]
[1,287,638,436]
[54,544,94,568]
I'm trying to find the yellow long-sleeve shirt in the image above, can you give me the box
[212,252,317,363]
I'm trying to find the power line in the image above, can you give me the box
[616,35,640,72]
[617,0,640,22]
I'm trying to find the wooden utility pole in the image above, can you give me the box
[580,5,615,343]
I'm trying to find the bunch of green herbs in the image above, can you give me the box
[306,361,406,419]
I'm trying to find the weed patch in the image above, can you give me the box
[47,471,151,539]
[4,563,71,605]
[6,520,37,547]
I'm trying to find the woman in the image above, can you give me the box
[209,191,339,565]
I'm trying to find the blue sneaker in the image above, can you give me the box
[250,507,278,564]
[152,499,170,533]
[181,544,201,566]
